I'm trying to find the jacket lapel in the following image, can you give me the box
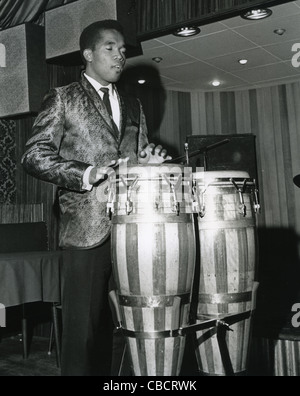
[80,73,119,141]
[116,89,127,144]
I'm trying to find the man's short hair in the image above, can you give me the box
[79,19,124,64]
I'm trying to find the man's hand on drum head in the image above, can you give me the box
[89,157,129,184]
[138,143,172,164]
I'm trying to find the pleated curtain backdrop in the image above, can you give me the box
[4,69,300,247]
[145,82,300,237]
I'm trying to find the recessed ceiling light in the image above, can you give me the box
[238,59,248,65]
[274,28,286,36]
[212,80,221,87]
[173,26,201,37]
[241,8,272,20]
[152,57,163,63]
[138,79,146,85]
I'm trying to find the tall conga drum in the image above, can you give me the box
[108,164,195,376]
[192,170,259,376]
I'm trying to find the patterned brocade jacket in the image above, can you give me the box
[21,73,149,249]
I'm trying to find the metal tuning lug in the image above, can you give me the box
[253,180,261,213]
[231,178,247,217]
[198,190,206,218]
[164,174,182,216]
[192,182,198,213]
[106,180,115,217]
[193,181,206,218]
[125,176,139,215]
[125,200,133,215]
[154,198,161,211]
[171,184,180,215]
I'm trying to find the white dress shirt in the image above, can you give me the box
[84,73,120,128]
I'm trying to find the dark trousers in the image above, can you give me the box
[60,238,114,376]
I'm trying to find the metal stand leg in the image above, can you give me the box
[190,311,251,376]
[22,304,28,359]
[22,318,28,359]
[118,343,127,376]
[216,322,235,376]
[51,303,61,368]
[48,323,54,356]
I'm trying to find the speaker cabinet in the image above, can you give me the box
[186,134,258,180]
[0,24,49,118]
[45,0,140,64]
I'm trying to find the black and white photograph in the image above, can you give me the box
[1,0,300,380]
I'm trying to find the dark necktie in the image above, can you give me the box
[100,87,119,138]
[100,87,113,117]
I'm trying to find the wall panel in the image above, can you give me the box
[0,23,49,117]
[0,119,16,203]
[0,203,44,223]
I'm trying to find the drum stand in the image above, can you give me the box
[191,310,252,376]
[115,310,252,376]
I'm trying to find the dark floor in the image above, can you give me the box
[0,316,292,377]
[0,334,60,376]
[0,330,200,377]
[0,331,130,376]
[0,330,275,377]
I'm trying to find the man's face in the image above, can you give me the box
[84,28,126,85]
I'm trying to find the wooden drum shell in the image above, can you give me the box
[110,165,196,376]
[193,171,258,376]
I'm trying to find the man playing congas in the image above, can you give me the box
[21,19,171,376]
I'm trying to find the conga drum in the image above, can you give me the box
[192,170,259,376]
[108,164,196,376]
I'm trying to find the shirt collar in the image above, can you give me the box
[84,73,115,97]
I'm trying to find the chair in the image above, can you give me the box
[0,221,49,359]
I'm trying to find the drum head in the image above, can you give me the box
[193,170,250,180]
[115,163,187,179]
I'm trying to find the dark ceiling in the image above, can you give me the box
[1,0,299,91]
[0,0,77,30]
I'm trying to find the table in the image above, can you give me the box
[0,250,62,308]
[0,250,62,360]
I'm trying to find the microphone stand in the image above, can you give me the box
[203,149,208,171]
[164,138,230,168]
[184,143,189,166]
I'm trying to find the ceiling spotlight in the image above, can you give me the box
[238,59,248,65]
[152,57,163,63]
[173,26,201,37]
[212,80,221,87]
[138,79,146,85]
[274,28,286,36]
[241,8,272,20]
